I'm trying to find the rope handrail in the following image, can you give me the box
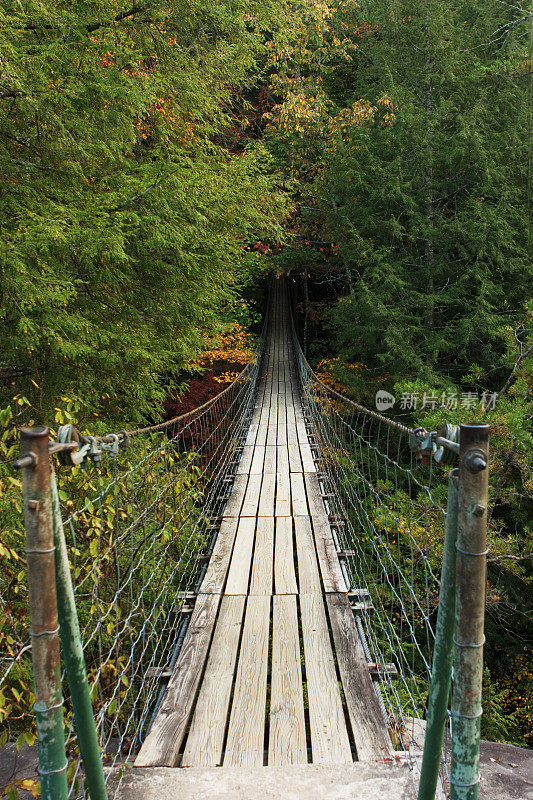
[123,354,258,438]
[99,291,271,442]
[289,315,414,435]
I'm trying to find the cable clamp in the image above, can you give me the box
[25,546,56,555]
[455,543,489,557]
[449,775,481,788]
[35,698,64,713]
[30,625,60,638]
[451,707,483,720]
[454,634,485,648]
[38,760,68,777]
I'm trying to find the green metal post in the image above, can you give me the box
[51,472,109,800]
[417,468,459,800]
[17,427,68,800]
[450,423,489,800]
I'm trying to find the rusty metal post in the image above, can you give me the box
[450,423,489,800]
[18,427,68,800]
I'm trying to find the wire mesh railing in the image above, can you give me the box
[4,279,489,800]
[2,326,267,799]
[290,329,451,791]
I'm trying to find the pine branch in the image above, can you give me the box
[21,6,150,33]
[106,169,178,212]
[85,5,151,33]
[484,343,533,413]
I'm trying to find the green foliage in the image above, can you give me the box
[0,395,209,795]
[0,0,289,423]
[264,0,532,747]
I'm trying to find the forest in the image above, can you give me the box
[0,0,531,776]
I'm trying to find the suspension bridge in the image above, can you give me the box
[7,279,490,800]
[134,278,391,772]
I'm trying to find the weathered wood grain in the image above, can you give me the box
[275,470,291,517]
[304,473,347,593]
[241,473,262,517]
[258,472,276,516]
[300,594,353,764]
[223,474,249,517]
[198,517,239,594]
[294,516,322,595]
[224,596,270,766]
[290,471,308,516]
[249,517,274,595]
[326,593,391,761]
[264,445,277,474]
[135,593,220,767]
[181,596,246,766]
[269,595,307,765]
[225,517,256,595]
[274,516,297,594]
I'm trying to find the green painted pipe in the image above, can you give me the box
[417,469,458,800]
[51,473,109,800]
[34,702,69,800]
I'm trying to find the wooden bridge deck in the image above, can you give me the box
[135,281,391,769]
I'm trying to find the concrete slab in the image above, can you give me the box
[110,763,418,800]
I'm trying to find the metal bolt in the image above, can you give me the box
[13,453,38,469]
[473,504,485,517]
[463,448,487,473]
[28,500,40,511]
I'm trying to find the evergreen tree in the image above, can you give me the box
[0,0,288,420]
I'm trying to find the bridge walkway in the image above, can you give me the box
[134,280,390,769]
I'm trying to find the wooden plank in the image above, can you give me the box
[258,473,276,517]
[294,516,322,595]
[299,441,316,473]
[135,593,220,767]
[266,424,277,446]
[225,517,256,595]
[285,402,296,427]
[269,595,307,765]
[198,517,239,594]
[223,474,249,517]
[246,420,260,445]
[255,424,268,446]
[276,444,289,475]
[264,445,277,474]
[274,516,297,594]
[288,442,303,473]
[296,421,308,444]
[250,517,274,595]
[181,596,246,766]
[275,470,291,517]
[300,594,353,764]
[237,445,253,475]
[326,593,391,761]
[277,422,287,446]
[241,473,262,517]
[277,390,287,416]
[290,472,308,516]
[224,596,270,766]
[268,396,278,427]
[250,445,266,475]
[287,423,298,446]
[304,473,347,593]
[259,392,271,426]
[304,472,326,520]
